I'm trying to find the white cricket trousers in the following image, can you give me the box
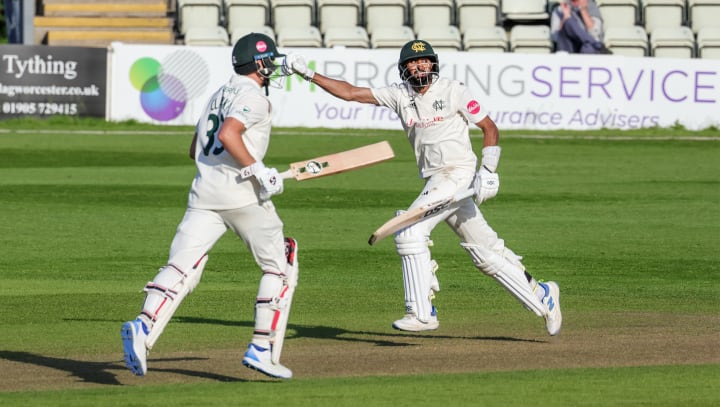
[409,168,507,248]
[168,201,286,274]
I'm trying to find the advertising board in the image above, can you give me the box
[0,44,107,119]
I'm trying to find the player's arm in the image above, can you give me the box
[473,116,501,204]
[218,117,283,200]
[311,73,379,105]
[286,53,379,105]
[475,116,499,148]
[217,117,256,167]
[189,130,198,160]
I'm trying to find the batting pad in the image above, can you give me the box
[271,237,299,364]
[396,221,436,322]
[462,243,544,316]
[144,254,208,350]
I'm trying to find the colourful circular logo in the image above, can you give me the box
[129,50,210,121]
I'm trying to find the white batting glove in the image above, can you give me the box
[254,164,284,201]
[473,166,499,204]
[285,52,315,81]
[473,145,501,204]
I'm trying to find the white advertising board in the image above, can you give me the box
[109,43,719,131]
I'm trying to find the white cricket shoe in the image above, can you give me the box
[542,281,562,336]
[242,343,293,379]
[121,319,148,376]
[392,307,439,332]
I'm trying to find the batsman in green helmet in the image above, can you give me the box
[397,39,440,91]
[283,40,563,337]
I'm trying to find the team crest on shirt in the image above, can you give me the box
[432,99,445,111]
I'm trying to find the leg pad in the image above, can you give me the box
[143,254,208,349]
[462,243,544,316]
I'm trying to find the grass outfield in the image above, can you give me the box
[0,121,718,406]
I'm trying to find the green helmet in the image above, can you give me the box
[232,32,285,77]
[397,40,439,88]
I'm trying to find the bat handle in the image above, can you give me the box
[279,169,294,180]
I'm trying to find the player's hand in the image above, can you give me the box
[255,166,284,201]
[284,52,314,81]
[473,166,499,204]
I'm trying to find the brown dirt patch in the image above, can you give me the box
[2,313,718,392]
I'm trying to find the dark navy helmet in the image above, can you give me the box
[232,32,285,78]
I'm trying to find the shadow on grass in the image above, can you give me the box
[0,317,542,385]
[172,316,543,345]
[0,350,246,385]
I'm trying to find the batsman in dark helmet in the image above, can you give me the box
[232,32,286,94]
[121,32,299,380]
[397,40,440,91]
[284,41,563,337]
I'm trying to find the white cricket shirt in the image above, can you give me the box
[188,75,272,209]
[372,77,487,178]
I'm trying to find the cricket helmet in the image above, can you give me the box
[397,40,439,89]
[232,32,285,78]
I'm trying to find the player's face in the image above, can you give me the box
[406,58,433,77]
[256,58,278,78]
[401,56,436,91]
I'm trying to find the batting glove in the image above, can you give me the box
[254,164,284,201]
[285,52,314,81]
[473,166,499,204]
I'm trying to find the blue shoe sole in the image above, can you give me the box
[121,322,145,376]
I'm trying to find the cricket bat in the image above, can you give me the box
[241,141,395,181]
[368,188,475,246]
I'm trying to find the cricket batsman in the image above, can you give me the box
[121,32,298,379]
[284,40,562,335]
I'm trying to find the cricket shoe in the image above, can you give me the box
[541,281,562,336]
[242,343,293,379]
[121,319,148,376]
[392,307,439,332]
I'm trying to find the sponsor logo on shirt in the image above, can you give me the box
[406,116,444,129]
[467,100,481,114]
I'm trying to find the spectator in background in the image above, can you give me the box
[551,0,612,54]
[3,0,22,43]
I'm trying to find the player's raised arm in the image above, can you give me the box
[285,53,379,105]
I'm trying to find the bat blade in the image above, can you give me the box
[368,188,475,245]
[283,141,394,181]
